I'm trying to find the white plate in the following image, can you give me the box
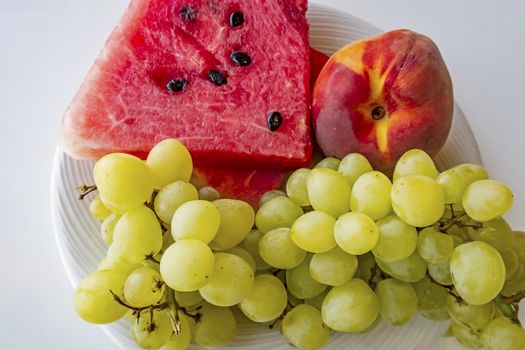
[51,2,482,350]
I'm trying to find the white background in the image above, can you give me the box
[1,0,524,349]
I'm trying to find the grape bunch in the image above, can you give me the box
[75,139,525,350]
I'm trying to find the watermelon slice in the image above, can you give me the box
[60,0,311,170]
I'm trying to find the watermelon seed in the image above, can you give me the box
[267,112,283,132]
[229,12,244,27]
[208,70,228,86]
[180,6,196,21]
[230,52,251,66]
[166,79,188,92]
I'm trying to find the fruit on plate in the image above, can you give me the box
[60,0,311,170]
[310,48,330,87]
[312,29,453,174]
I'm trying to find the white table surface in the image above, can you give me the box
[1,0,524,349]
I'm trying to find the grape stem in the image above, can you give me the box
[440,212,467,232]
[76,184,97,200]
[145,254,161,264]
[496,291,525,325]
[167,288,182,335]
[426,272,463,303]
[109,290,169,319]
[368,264,387,290]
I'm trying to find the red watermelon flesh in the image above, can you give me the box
[60,0,311,170]
[310,48,329,88]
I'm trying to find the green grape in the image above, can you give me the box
[307,168,351,218]
[412,276,448,314]
[89,195,112,220]
[209,199,255,250]
[337,153,373,188]
[290,211,337,253]
[171,200,220,244]
[449,163,489,188]
[174,290,203,308]
[305,289,329,311]
[123,267,165,308]
[281,304,330,350]
[258,190,287,208]
[334,212,379,255]
[198,186,220,201]
[239,230,271,271]
[372,215,417,262]
[160,312,191,350]
[199,253,254,307]
[450,241,505,305]
[350,171,392,220]
[501,264,525,297]
[287,293,304,307]
[469,217,514,253]
[112,205,163,263]
[255,196,303,233]
[258,228,306,269]
[315,157,341,170]
[500,249,520,280]
[162,233,175,252]
[437,169,465,204]
[94,153,154,214]
[375,252,427,283]
[417,227,454,264]
[446,295,494,331]
[101,247,141,275]
[355,253,375,281]
[286,168,311,206]
[223,246,256,271]
[393,149,438,181]
[100,213,120,245]
[160,239,215,292]
[513,231,525,264]
[391,175,445,227]
[463,180,513,222]
[375,278,417,326]
[131,309,172,349]
[192,304,237,348]
[73,270,128,324]
[154,181,198,223]
[482,317,525,350]
[428,261,452,285]
[419,306,449,321]
[451,320,483,349]
[287,254,327,299]
[309,247,357,286]
[146,138,193,189]
[322,278,379,332]
[240,274,287,322]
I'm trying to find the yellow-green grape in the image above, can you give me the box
[160,239,215,292]
[482,317,525,350]
[501,264,525,297]
[73,270,128,324]
[307,168,351,218]
[131,309,172,349]
[258,190,287,208]
[315,157,341,170]
[198,186,220,201]
[451,320,483,349]
[258,228,306,269]
[112,205,163,263]
[154,181,198,223]
[286,254,326,299]
[192,304,237,348]
[123,267,165,308]
[450,241,505,305]
[449,163,489,188]
[437,169,465,204]
[174,291,203,308]
[305,289,330,311]
[446,295,494,331]
[375,252,427,283]
[100,247,141,275]
[462,180,513,222]
[222,247,255,271]
[419,306,449,321]
[286,168,311,206]
[417,227,454,264]
[500,249,520,280]
[321,279,379,332]
[290,211,336,253]
[171,200,220,244]
[355,253,375,281]
[428,261,452,285]
[412,276,449,320]
[309,247,358,286]
[375,278,417,326]
[513,231,525,264]
[391,175,445,227]
[100,213,120,244]
[94,153,154,214]
[393,149,438,181]
[199,253,254,307]
[334,212,379,255]
[469,217,514,253]
[89,195,112,220]
[162,233,175,253]
[240,274,287,322]
[146,138,193,188]
[337,153,373,188]
[209,199,255,251]
[239,230,271,271]
[160,312,191,350]
[288,293,304,307]
[255,196,303,233]
[372,216,417,262]
[281,304,330,350]
[350,171,392,221]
